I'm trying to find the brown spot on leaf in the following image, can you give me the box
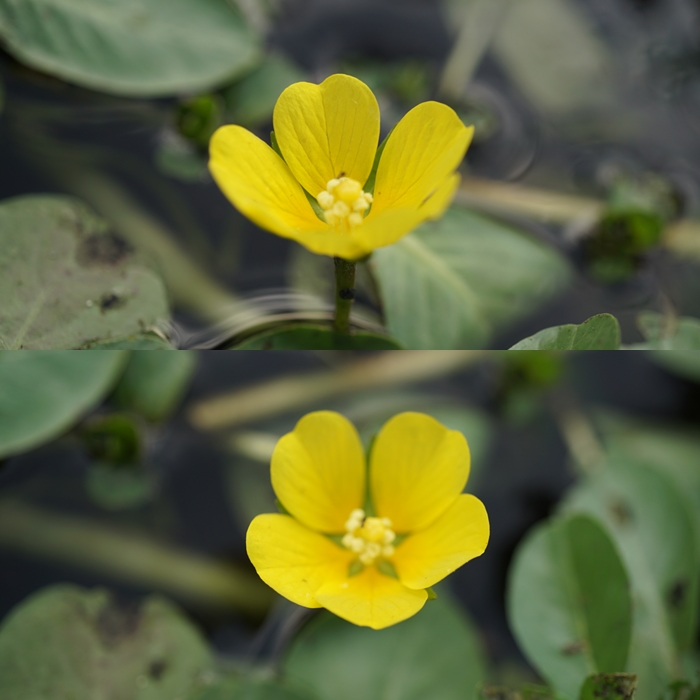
[77,232,132,267]
[609,499,633,526]
[100,293,126,312]
[95,600,141,648]
[561,640,587,655]
[667,579,688,609]
[149,659,168,680]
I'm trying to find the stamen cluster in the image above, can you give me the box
[317,177,373,230]
[341,508,396,566]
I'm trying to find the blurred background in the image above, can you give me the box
[2,0,700,348]
[1,350,699,698]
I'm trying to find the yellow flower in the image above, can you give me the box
[246,411,489,630]
[209,74,474,260]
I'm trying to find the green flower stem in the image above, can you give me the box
[0,498,273,615]
[333,257,357,334]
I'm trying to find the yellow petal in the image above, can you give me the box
[420,173,461,220]
[271,411,366,533]
[392,495,490,590]
[284,227,375,260]
[370,412,470,532]
[247,514,354,608]
[273,74,380,198]
[351,207,427,254]
[372,102,473,215]
[315,565,427,629]
[210,125,327,238]
[349,174,462,255]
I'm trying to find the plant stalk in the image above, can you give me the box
[0,499,273,614]
[333,257,357,334]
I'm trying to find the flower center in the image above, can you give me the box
[317,177,373,230]
[341,508,396,566]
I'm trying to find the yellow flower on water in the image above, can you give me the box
[246,411,489,630]
[210,74,474,260]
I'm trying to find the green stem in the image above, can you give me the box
[333,257,357,334]
[0,498,273,615]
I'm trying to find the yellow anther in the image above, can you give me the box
[342,509,396,566]
[317,177,372,231]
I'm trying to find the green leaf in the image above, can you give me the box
[283,596,486,700]
[0,584,214,700]
[630,312,700,382]
[85,334,178,350]
[225,53,306,128]
[371,207,571,349]
[229,324,403,349]
[579,675,638,700]
[507,514,633,700]
[0,195,170,349]
[0,0,260,96]
[0,351,126,459]
[595,413,700,542]
[113,351,197,421]
[561,457,700,700]
[510,314,621,350]
[85,463,155,511]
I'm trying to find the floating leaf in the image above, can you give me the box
[0,195,170,349]
[510,314,621,350]
[85,463,155,511]
[371,207,571,349]
[595,413,700,542]
[113,351,197,421]
[0,351,125,459]
[230,324,403,350]
[0,0,261,96]
[507,514,632,700]
[561,457,700,700]
[86,334,178,350]
[284,596,486,700]
[0,585,214,700]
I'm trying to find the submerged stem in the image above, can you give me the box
[333,257,357,334]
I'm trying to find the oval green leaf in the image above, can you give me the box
[595,413,700,542]
[0,0,260,96]
[0,195,170,349]
[230,324,404,350]
[0,351,125,459]
[561,457,700,700]
[510,314,621,350]
[370,207,572,349]
[507,514,633,700]
[0,585,213,700]
[283,596,486,700]
[113,351,197,421]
